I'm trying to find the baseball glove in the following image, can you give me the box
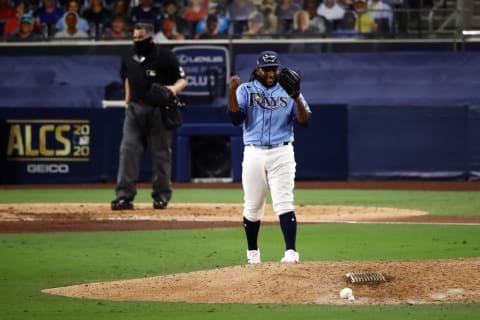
[144,83,173,107]
[278,67,301,98]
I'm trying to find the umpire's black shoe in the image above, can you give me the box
[153,198,168,209]
[111,197,134,210]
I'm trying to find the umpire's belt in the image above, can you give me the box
[247,142,291,149]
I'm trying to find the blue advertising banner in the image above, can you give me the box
[0,108,104,184]
[173,45,229,105]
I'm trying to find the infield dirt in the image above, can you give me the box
[1,202,478,305]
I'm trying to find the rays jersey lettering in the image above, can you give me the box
[248,93,289,110]
[236,80,310,145]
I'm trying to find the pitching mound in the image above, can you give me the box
[43,258,480,305]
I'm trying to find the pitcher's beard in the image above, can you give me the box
[260,75,278,88]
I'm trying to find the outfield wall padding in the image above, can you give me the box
[1,105,480,183]
[3,52,480,108]
[347,105,469,180]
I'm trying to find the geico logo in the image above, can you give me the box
[27,164,70,174]
[186,75,216,86]
[178,55,224,64]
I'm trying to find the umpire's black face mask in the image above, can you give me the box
[134,37,154,56]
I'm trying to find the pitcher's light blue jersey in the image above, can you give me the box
[236,79,311,146]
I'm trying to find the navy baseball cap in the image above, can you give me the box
[256,51,280,68]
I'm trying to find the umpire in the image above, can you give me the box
[111,22,187,210]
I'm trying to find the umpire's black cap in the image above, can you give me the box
[257,51,280,68]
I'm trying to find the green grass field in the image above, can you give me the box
[1,187,479,320]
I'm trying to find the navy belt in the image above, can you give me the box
[248,142,291,149]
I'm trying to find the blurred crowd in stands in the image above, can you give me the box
[0,0,437,42]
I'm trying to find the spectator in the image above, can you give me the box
[82,0,112,36]
[126,0,164,10]
[111,0,129,18]
[316,0,345,23]
[4,0,29,36]
[337,0,354,9]
[194,12,223,39]
[100,13,130,39]
[276,0,301,20]
[367,0,393,33]
[54,10,89,38]
[333,9,360,37]
[352,0,376,33]
[385,0,406,33]
[34,0,64,37]
[289,8,325,37]
[55,0,90,33]
[7,12,43,41]
[275,0,301,33]
[227,0,258,35]
[129,0,161,31]
[154,17,184,41]
[384,0,404,5]
[80,0,124,11]
[260,0,277,35]
[0,0,15,20]
[182,0,207,37]
[162,0,188,37]
[227,0,258,21]
[292,0,305,8]
[182,0,207,21]
[195,0,229,35]
[304,0,320,18]
[101,0,122,10]
[103,0,131,31]
[242,10,265,37]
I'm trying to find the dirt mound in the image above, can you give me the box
[43,258,480,305]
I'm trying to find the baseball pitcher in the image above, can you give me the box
[227,50,311,264]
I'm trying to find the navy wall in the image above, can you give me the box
[2,49,480,183]
[0,56,121,108]
[468,105,480,180]
[294,105,348,180]
[347,105,468,180]
[1,104,480,183]
[3,52,480,108]
[235,52,480,105]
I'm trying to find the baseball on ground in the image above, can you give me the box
[339,287,354,300]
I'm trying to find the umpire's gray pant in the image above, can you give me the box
[115,101,172,201]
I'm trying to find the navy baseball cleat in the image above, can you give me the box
[111,197,134,210]
[153,198,168,209]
